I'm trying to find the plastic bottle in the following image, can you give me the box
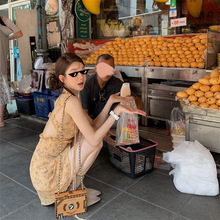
[120,83,131,97]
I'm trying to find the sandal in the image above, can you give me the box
[87,194,101,207]
[86,188,101,196]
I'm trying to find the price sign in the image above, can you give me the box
[170,17,187,27]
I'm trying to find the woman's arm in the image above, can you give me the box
[9,31,23,40]
[66,96,145,148]
[91,93,133,129]
[3,17,23,40]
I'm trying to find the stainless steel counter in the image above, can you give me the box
[145,67,206,81]
[183,105,220,153]
[114,66,206,125]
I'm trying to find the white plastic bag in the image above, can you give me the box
[163,140,219,196]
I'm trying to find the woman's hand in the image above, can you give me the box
[114,104,146,117]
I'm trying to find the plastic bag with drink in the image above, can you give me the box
[116,83,140,146]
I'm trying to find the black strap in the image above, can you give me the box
[63,86,75,96]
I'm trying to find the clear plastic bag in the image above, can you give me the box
[116,99,140,146]
[170,107,185,135]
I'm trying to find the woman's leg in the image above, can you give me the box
[73,136,103,176]
[70,137,103,207]
[0,105,5,126]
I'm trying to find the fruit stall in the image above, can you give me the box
[81,33,220,152]
[79,29,219,126]
[64,0,220,152]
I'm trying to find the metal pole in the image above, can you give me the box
[41,1,47,49]
[36,0,42,49]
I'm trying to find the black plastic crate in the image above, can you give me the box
[107,137,157,178]
[15,98,35,115]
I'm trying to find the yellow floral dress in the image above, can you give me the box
[30,92,79,205]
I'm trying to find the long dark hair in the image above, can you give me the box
[49,53,84,91]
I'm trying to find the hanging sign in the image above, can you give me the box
[169,8,177,17]
[75,0,91,39]
[169,0,177,17]
[170,17,187,27]
[170,0,177,9]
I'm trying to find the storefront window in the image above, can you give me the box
[92,0,170,39]
[0,8,8,17]
[0,0,8,5]
[91,0,220,39]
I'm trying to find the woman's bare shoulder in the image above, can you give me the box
[66,95,82,109]
[67,95,80,102]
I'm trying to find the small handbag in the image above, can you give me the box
[55,96,87,219]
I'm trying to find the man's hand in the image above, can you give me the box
[134,96,144,110]
[103,130,116,146]
[109,93,134,105]
[114,104,146,117]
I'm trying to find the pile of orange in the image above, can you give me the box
[177,68,220,109]
[84,34,207,68]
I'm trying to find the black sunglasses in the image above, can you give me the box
[99,89,106,103]
[69,69,89,77]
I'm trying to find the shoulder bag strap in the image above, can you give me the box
[57,95,84,194]
[57,95,71,194]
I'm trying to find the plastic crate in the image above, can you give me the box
[42,70,51,95]
[50,89,62,96]
[15,98,35,115]
[49,95,58,112]
[107,137,157,178]
[33,93,50,119]
[41,87,51,95]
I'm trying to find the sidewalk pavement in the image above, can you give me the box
[0,116,219,220]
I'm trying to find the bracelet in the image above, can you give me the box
[110,111,120,121]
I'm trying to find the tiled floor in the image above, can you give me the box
[0,116,219,220]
